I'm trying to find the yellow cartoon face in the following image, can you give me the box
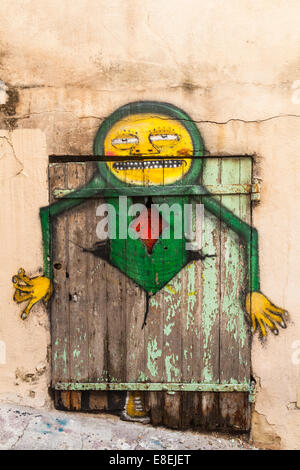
[104,113,193,185]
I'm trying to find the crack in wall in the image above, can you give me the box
[0,134,25,178]
[3,110,300,125]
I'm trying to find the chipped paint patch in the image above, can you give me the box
[165,354,180,382]
[137,372,148,382]
[150,297,159,308]
[186,261,196,330]
[164,322,175,336]
[147,337,162,377]
[202,366,213,383]
[164,272,181,322]
[165,285,176,295]
[73,349,80,359]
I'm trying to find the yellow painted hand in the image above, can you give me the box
[12,268,53,320]
[245,291,288,338]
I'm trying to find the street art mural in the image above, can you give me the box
[12,101,288,422]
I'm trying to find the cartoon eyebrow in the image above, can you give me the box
[149,134,179,142]
[111,136,139,145]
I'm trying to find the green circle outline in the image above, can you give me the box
[93,101,204,189]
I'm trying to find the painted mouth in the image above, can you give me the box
[112,160,186,171]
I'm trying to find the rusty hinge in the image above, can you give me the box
[251,179,261,202]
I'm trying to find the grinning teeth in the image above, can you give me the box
[112,160,185,171]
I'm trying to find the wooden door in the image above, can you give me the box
[50,156,253,431]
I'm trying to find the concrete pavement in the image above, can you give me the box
[0,402,257,450]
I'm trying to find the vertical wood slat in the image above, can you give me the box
[85,163,108,383]
[198,157,222,428]
[67,163,89,383]
[105,171,126,384]
[162,268,183,428]
[125,277,145,381]
[219,157,252,430]
[50,163,70,385]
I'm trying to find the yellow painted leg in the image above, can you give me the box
[121,391,150,424]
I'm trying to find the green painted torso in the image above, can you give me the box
[108,196,189,294]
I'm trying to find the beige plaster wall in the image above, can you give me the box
[0,0,299,449]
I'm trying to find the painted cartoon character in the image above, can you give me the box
[12,101,288,422]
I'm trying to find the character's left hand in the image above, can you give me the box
[245,291,288,338]
[12,268,53,320]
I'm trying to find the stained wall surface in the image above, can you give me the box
[0,0,299,449]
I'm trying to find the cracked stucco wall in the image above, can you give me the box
[0,0,299,449]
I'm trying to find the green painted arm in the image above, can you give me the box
[193,195,260,292]
[40,175,106,279]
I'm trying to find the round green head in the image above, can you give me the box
[93,101,204,188]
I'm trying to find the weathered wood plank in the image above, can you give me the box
[198,158,222,428]
[88,391,108,411]
[160,189,185,425]
[219,392,250,431]
[50,163,70,384]
[143,292,164,383]
[105,262,127,382]
[163,392,181,429]
[85,163,108,383]
[145,391,162,426]
[220,158,251,382]
[125,277,146,382]
[67,163,89,383]
[219,157,251,430]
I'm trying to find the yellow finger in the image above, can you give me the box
[12,280,33,293]
[21,298,37,320]
[13,291,31,304]
[260,312,278,335]
[266,308,287,328]
[257,317,267,337]
[268,303,286,316]
[250,313,256,333]
[16,268,32,285]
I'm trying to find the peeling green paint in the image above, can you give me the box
[62,348,67,365]
[73,349,80,359]
[166,285,176,295]
[186,261,196,330]
[202,366,213,383]
[164,322,175,336]
[147,337,162,377]
[164,273,181,323]
[165,354,180,382]
[150,297,159,308]
[55,382,254,395]
[137,372,148,382]
[201,211,219,383]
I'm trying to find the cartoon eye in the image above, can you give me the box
[149,134,179,143]
[111,136,138,146]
